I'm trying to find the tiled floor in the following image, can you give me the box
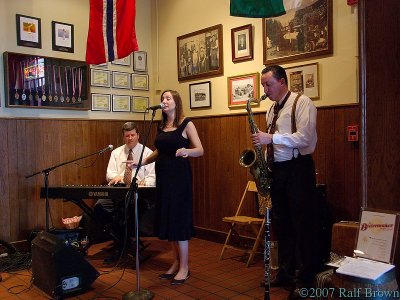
[0,237,290,299]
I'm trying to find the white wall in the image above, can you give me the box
[0,0,154,119]
[155,0,359,116]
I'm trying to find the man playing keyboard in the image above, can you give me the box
[95,122,156,263]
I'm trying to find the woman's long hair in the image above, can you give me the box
[160,90,184,129]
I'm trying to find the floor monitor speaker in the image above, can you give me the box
[31,231,99,298]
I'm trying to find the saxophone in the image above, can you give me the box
[239,94,272,300]
[239,94,271,197]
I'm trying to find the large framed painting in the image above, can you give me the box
[262,0,332,65]
[177,24,223,82]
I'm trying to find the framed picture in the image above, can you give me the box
[16,14,42,48]
[231,24,253,63]
[90,69,111,87]
[189,81,211,109]
[111,54,131,66]
[132,96,149,113]
[91,63,108,68]
[112,71,131,89]
[91,93,111,111]
[131,74,149,90]
[133,51,147,72]
[177,24,223,82]
[112,95,131,112]
[262,0,332,65]
[228,73,259,109]
[52,21,74,53]
[286,63,319,99]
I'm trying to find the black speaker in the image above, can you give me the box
[31,231,99,298]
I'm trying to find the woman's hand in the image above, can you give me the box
[176,148,189,158]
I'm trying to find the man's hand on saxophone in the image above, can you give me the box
[251,130,273,146]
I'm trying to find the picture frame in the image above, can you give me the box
[91,93,111,111]
[16,14,42,49]
[189,81,211,109]
[131,74,149,90]
[133,51,147,72]
[228,73,259,109]
[90,69,111,87]
[52,21,74,53]
[231,24,253,63]
[286,63,319,99]
[132,96,149,113]
[112,71,131,89]
[177,24,223,82]
[112,94,131,112]
[91,62,108,68]
[111,54,131,66]
[262,0,332,65]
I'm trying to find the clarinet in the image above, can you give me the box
[264,207,271,300]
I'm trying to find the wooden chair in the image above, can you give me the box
[219,181,271,267]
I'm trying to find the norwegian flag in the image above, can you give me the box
[86,0,139,64]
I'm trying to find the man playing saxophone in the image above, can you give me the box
[251,65,320,298]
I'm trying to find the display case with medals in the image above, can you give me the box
[3,51,89,110]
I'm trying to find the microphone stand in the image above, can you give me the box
[123,109,157,300]
[26,146,112,232]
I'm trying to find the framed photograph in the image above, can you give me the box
[228,73,259,109]
[262,0,332,65]
[52,21,74,53]
[133,51,147,72]
[189,81,211,109]
[90,69,111,87]
[286,63,319,99]
[112,95,131,112]
[91,93,111,111]
[177,24,223,82]
[231,24,253,63]
[16,14,42,48]
[111,54,131,66]
[131,74,149,90]
[132,96,149,113]
[112,71,131,89]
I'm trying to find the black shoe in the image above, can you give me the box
[158,273,176,280]
[171,271,190,285]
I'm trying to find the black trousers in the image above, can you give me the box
[271,154,320,284]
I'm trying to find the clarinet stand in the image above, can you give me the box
[123,109,157,300]
[26,146,112,232]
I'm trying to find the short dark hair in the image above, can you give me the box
[261,65,288,85]
[122,122,139,135]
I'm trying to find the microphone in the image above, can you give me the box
[146,103,165,110]
[98,145,113,154]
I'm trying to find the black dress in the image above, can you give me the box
[154,118,194,241]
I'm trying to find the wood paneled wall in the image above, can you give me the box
[0,105,360,241]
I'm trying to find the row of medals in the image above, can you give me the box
[14,89,82,103]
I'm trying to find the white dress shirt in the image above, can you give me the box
[266,92,317,162]
[106,143,156,186]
